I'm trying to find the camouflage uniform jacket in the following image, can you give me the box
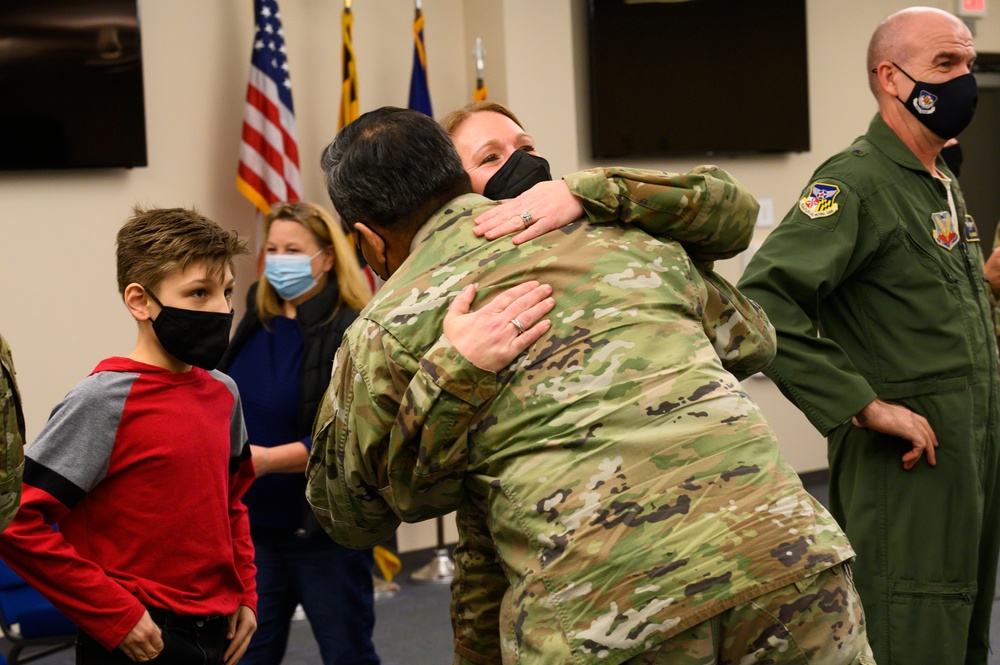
[450,167,780,665]
[0,335,25,531]
[307,167,853,664]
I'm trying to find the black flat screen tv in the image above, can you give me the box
[588,0,810,158]
[0,0,147,171]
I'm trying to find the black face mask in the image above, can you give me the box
[482,149,553,200]
[894,62,978,140]
[145,289,234,370]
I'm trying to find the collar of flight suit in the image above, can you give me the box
[866,113,945,178]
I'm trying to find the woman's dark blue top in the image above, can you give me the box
[226,316,310,529]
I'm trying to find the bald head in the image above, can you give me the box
[867,7,969,96]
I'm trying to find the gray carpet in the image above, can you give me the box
[8,476,1000,664]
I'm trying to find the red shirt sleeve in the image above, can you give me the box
[0,482,146,649]
[229,451,257,613]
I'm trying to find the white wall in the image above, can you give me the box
[2,0,997,551]
[464,0,1000,475]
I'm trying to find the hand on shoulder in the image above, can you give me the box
[474,181,583,244]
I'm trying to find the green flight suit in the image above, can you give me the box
[0,334,25,531]
[739,114,1000,665]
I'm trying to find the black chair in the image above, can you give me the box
[0,559,75,664]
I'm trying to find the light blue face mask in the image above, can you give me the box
[264,250,322,301]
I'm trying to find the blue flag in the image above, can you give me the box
[408,6,432,117]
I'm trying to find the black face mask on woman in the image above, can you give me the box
[482,149,553,200]
[145,288,234,369]
[893,62,978,140]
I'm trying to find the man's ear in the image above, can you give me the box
[123,283,153,322]
[875,61,900,97]
[355,222,387,269]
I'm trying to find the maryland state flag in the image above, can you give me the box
[408,1,433,116]
[339,1,359,129]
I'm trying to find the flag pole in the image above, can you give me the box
[473,37,487,101]
[409,516,455,584]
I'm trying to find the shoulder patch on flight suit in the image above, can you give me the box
[798,183,841,219]
[932,211,960,250]
[963,214,980,242]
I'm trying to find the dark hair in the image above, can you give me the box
[116,206,248,295]
[321,107,471,233]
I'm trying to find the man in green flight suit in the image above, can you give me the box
[0,333,26,530]
[306,106,873,665]
[740,7,1000,664]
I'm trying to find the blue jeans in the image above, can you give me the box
[242,527,379,665]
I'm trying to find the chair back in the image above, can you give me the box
[0,557,75,664]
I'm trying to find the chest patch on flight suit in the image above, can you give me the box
[963,214,980,242]
[931,211,960,250]
[798,183,840,219]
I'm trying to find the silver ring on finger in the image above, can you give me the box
[510,317,526,335]
[520,210,533,227]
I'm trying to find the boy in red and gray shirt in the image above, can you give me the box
[0,207,257,664]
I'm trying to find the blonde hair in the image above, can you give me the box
[256,201,371,321]
[440,101,525,136]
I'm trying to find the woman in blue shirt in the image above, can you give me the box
[219,201,377,665]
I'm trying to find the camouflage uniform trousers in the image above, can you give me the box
[625,563,875,665]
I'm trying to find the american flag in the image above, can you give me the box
[237,0,301,220]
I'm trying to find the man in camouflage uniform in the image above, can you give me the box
[0,333,25,530]
[307,107,872,664]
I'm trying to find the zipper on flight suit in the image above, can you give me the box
[956,221,998,473]
[890,589,974,604]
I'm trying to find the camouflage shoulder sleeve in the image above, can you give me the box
[561,166,773,375]
[307,326,495,547]
[386,335,495,521]
[698,268,776,378]
[307,332,399,548]
[0,335,25,532]
[451,491,505,665]
[563,165,759,261]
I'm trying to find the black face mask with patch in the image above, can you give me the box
[894,63,978,140]
[146,288,234,369]
[482,149,553,200]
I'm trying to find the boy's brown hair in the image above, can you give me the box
[116,206,249,295]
